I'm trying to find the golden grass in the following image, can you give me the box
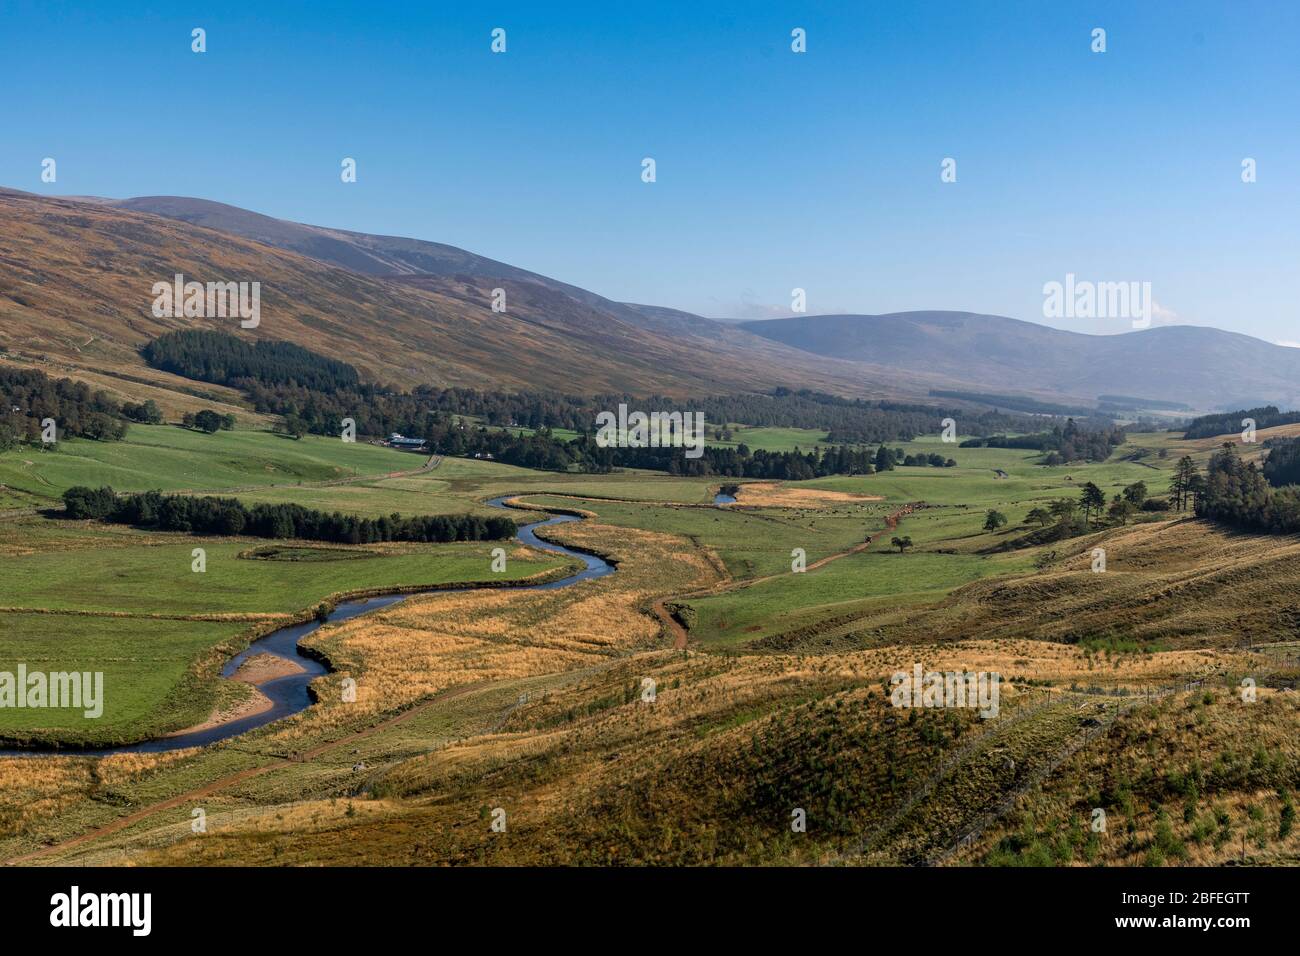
[734,481,883,509]
[219,520,722,748]
[795,517,1300,651]
[0,752,184,842]
[11,505,1298,868]
[87,634,1264,866]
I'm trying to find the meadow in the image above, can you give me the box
[0,507,576,744]
[0,613,247,745]
[1,522,573,615]
[0,424,423,510]
[4,422,1296,869]
[672,435,1177,648]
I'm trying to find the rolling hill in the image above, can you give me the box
[0,189,880,397]
[6,186,1297,413]
[96,195,760,342]
[740,311,1300,410]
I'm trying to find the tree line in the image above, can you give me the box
[424,427,885,478]
[0,366,129,448]
[1195,443,1300,533]
[142,331,1062,445]
[959,419,1126,463]
[142,330,360,393]
[1183,405,1300,440]
[62,486,517,543]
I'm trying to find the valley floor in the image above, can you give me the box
[1,426,1298,866]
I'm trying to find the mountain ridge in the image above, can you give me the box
[5,186,1296,411]
[0,189,884,397]
[739,311,1300,410]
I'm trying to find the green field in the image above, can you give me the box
[0,510,576,744]
[679,435,1178,647]
[521,493,890,578]
[686,549,1030,648]
[0,612,249,745]
[0,424,424,510]
[1,526,571,615]
[0,426,1185,744]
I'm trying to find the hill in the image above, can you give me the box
[739,311,1300,410]
[0,189,878,397]
[101,195,898,377]
[99,195,779,344]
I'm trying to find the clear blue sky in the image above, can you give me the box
[3,1,1297,342]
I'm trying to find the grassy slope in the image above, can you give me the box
[0,424,423,509]
[4,424,1299,866]
[679,436,1175,648]
[0,191,882,397]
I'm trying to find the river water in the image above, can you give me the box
[1,496,613,756]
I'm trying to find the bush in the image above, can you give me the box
[193,409,223,434]
[61,485,119,519]
[664,602,697,630]
[122,399,164,424]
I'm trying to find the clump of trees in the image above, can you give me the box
[143,330,360,393]
[62,486,516,543]
[1016,479,1154,544]
[1195,443,1300,533]
[961,419,1126,463]
[1262,437,1300,488]
[902,451,956,467]
[1183,406,1300,440]
[1,366,129,445]
[121,399,164,424]
[181,409,235,433]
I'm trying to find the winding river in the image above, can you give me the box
[3,496,613,757]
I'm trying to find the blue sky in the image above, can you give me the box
[3,0,1298,343]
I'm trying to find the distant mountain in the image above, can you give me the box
[739,311,1300,410]
[0,189,879,397]
[7,187,1290,411]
